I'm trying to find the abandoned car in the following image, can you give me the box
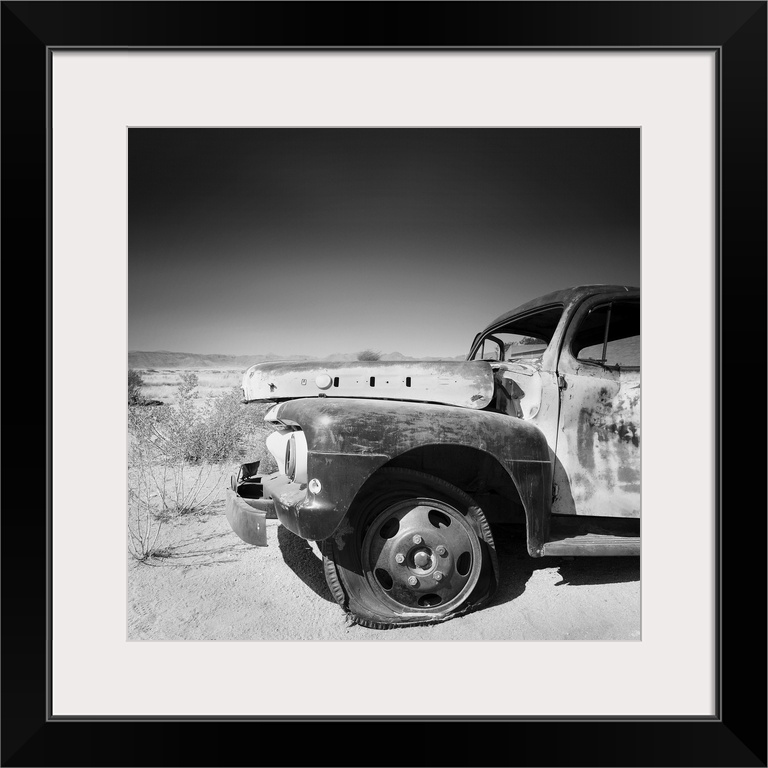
[225,285,640,628]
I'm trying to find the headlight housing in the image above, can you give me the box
[285,434,297,481]
[265,428,308,483]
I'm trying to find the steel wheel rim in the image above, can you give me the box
[361,497,483,614]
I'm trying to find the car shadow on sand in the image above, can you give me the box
[276,522,639,609]
[277,525,335,602]
[490,523,639,607]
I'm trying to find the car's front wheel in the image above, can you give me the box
[323,468,499,629]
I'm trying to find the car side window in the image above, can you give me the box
[572,301,640,368]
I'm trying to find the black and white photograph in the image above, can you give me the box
[128,127,641,640]
[4,0,763,757]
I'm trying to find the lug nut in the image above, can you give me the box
[412,535,423,545]
[395,553,405,564]
[436,545,447,556]
[434,572,444,582]
[407,576,418,587]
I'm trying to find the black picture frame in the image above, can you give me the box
[3,2,765,766]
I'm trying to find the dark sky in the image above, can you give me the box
[129,128,639,358]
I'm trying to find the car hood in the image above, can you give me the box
[242,359,495,410]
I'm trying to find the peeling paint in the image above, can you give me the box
[555,364,640,517]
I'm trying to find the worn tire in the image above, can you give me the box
[322,468,499,629]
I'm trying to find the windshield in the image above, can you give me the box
[473,332,547,362]
[469,304,563,362]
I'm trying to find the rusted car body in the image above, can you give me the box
[226,285,640,628]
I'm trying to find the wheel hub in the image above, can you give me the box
[412,548,433,571]
[361,498,483,613]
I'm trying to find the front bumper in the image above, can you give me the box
[224,489,271,546]
[225,459,355,545]
[224,462,275,546]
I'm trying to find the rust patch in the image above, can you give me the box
[332,519,354,551]
[577,409,596,470]
[618,465,640,483]
[556,366,640,517]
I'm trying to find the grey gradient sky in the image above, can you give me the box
[129,128,639,358]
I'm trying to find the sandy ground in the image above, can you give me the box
[128,505,640,641]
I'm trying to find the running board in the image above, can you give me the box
[540,533,640,557]
[539,515,640,557]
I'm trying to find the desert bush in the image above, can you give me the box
[127,372,282,560]
[129,432,222,514]
[128,369,145,404]
[128,377,258,525]
[127,443,165,561]
[357,349,382,361]
[130,388,265,466]
[177,370,199,400]
[184,389,251,463]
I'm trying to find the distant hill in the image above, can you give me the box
[127,351,312,369]
[129,350,465,369]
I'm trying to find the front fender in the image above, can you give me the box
[270,398,552,547]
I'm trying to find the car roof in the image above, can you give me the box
[482,284,639,332]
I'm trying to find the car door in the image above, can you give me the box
[551,292,640,518]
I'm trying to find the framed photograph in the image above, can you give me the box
[3,2,765,765]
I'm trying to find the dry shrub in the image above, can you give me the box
[128,376,247,559]
[128,369,145,404]
[128,370,280,560]
[128,444,166,562]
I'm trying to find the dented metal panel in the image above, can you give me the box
[499,362,543,419]
[273,397,550,461]
[242,360,495,409]
[265,397,552,542]
[224,488,269,546]
[487,362,561,454]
